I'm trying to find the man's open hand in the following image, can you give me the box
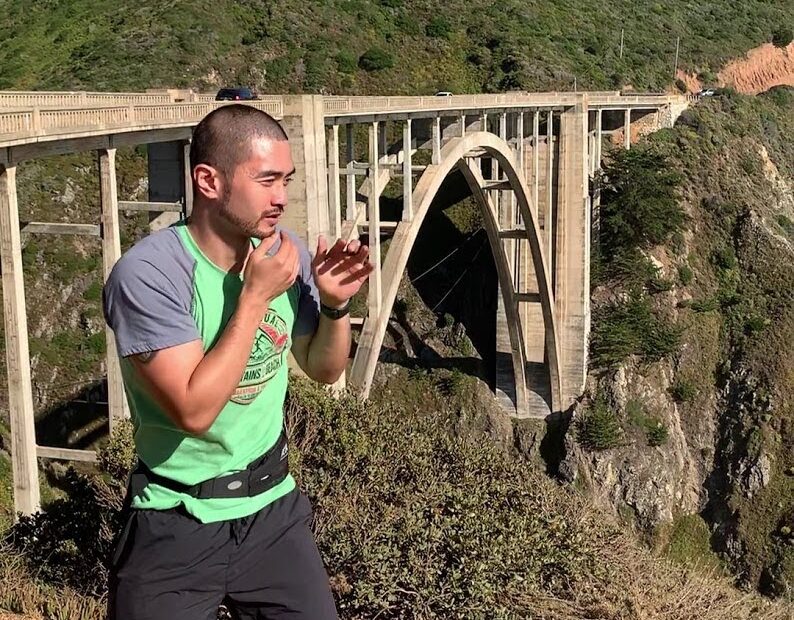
[312,235,374,307]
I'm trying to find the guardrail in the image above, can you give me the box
[0,99,284,142]
[0,90,174,108]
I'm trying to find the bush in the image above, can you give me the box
[646,421,669,447]
[4,422,133,595]
[286,377,615,615]
[335,50,357,74]
[426,16,452,39]
[772,27,793,48]
[590,294,681,368]
[626,399,669,447]
[358,47,394,71]
[677,263,694,286]
[670,379,697,403]
[577,397,623,451]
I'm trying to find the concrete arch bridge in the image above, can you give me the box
[0,89,692,514]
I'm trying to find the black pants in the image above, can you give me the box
[108,488,338,620]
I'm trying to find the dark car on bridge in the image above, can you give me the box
[215,87,258,101]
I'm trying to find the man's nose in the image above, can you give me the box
[272,182,288,207]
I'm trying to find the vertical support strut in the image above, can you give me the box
[99,148,129,431]
[402,119,413,222]
[327,124,341,238]
[0,164,39,517]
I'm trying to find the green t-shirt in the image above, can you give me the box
[103,221,320,523]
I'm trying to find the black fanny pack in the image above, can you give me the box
[129,432,290,500]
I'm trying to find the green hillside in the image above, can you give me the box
[0,0,789,94]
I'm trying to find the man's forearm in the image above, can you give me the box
[182,293,266,432]
[306,314,351,383]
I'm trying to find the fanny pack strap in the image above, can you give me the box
[129,432,289,500]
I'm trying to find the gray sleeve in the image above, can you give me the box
[103,256,200,358]
[291,234,321,338]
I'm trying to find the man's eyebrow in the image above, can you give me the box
[252,168,297,179]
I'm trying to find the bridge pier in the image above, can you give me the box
[281,95,330,246]
[555,97,589,406]
[0,164,39,515]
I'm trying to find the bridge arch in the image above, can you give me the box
[348,131,562,415]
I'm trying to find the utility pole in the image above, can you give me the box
[574,76,577,92]
[673,36,680,78]
[619,28,624,59]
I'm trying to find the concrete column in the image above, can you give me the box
[0,164,39,516]
[280,95,329,245]
[345,124,355,223]
[533,111,540,216]
[367,122,382,317]
[555,96,589,405]
[98,149,130,430]
[623,108,631,150]
[327,124,341,239]
[402,119,413,222]
[595,109,603,168]
[182,140,193,217]
[545,111,554,269]
[431,116,441,165]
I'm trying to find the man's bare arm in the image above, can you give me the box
[128,232,300,435]
[291,315,350,384]
[129,291,269,435]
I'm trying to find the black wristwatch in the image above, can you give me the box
[320,299,351,320]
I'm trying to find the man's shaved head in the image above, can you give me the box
[190,104,288,180]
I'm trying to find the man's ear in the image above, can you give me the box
[194,164,225,200]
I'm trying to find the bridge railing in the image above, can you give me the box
[0,99,285,142]
[0,90,176,108]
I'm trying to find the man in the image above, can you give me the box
[103,104,372,619]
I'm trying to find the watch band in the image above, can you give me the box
[320,299,351,320]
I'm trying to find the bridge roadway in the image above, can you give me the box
[0,89,692,516]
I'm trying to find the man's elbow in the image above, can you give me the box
[170,407,216,436]
[309,366,344,385]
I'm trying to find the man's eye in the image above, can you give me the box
[284,177,293,186]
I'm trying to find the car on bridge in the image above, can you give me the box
[215,87,259,101]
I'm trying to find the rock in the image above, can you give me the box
[743,453,773,498]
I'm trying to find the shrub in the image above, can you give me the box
[286,377,615,615]
[358,48,394,71]
[675,78,688,93]
[426,16,452,39]
[4,422,133,595]
[677,263,694,286]
[646,421,669,447]
[626,399,669,447]
[577,397,623,451]
[772,27,793,48]
[335,50,357,74]
[670,379,697,403]
[590,294,681,368]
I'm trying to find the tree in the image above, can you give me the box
[772,27,793,48]
[358,48,394,71]
[597,146,686,261]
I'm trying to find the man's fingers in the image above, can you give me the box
[345,239,361,255]
[312,235,328,269]
[340,262,374,286]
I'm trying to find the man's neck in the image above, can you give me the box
[186,209,251,273]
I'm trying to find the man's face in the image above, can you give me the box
[218,137,295,239]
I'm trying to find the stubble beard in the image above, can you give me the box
[217,189,277,240]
